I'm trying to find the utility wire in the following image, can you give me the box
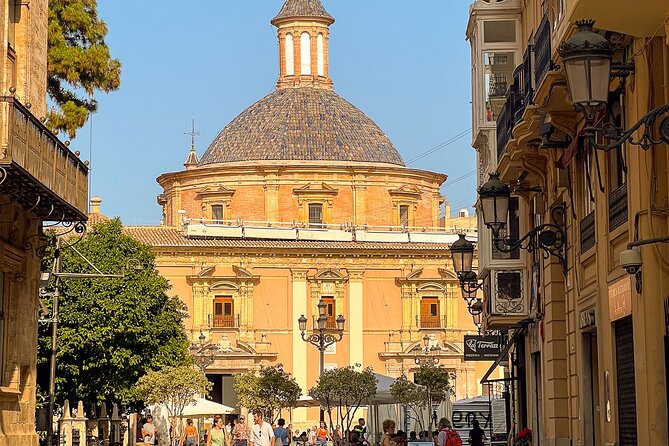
[406,128,472,165]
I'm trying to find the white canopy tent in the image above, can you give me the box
[182,398,235,417]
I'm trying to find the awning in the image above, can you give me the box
[555,110,606,169]
[480,328,526,384]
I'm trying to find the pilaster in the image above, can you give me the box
[291,269,309,393]
[348,270,364,369]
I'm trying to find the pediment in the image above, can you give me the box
[197,266,215,277]
[313,268,346,281]
[233,265,254,278]
[210,281,240,290]
[405,269,423,280]
[293,182,339,196]
[438,268,459,280]
[196,186,236,198]
[417,283,445,292]
[388,184,422,199]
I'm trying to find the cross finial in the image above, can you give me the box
[185,119,199,150]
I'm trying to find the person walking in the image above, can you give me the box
[233,416,250,446]
[467,420,486,446]
[142,415,156,445]
[352,418,367,446]
[380,420,397,446]
[250,410,275,446]
[436,418,462,446]
[274,418,288,446]
[208,415,227,446]
[183,419,199,446]
[316,421,330,446]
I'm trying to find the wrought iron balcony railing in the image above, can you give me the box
[209,313,241,329]
[0,96,88,221]
[416,314,447,329]
[522,45,534,109]
[580,211,596,253]
[534,14,553,89]
[609,182,628,231]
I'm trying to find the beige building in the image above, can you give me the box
[467,0,669,445]
[125,0,496,428]
[0,0,89,445]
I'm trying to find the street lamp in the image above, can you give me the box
[558,20,669,151]
[413,334,440,366]
[298,299,345,419]
[449,235,483,313]
[470,300,484,334]
[478,173,567,273]
[189,331,219,372]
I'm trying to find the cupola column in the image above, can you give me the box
[272,0,335,90]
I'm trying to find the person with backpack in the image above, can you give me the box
[436,418,462,446]
[274,419,288,446]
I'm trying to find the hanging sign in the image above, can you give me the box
[608,277,632,322]
[464,335,503,361]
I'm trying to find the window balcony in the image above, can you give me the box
[417,314,447,330]
[0,96,88,221]
[209,313,241,329]
[482,269,529,330]
[311,315,338,330]
[580,211,596,253]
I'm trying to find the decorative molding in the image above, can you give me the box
[293,182,338,196]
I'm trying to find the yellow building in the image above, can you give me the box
[125,0,495,427]
[467,0,669,445]
[0,0,89,444]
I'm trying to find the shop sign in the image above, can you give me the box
[608,277,632,322]
[579,308,596,329]
[464,335,503,361]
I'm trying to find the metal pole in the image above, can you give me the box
[47,237,62,446]
[319,333,325,422]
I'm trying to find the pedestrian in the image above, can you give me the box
[208,415,227,446]
[250,410,275,446]
[316,421,330,446]
[408,432,417,442]
[183,419,199,446]
[286,424,293,446]
[380,420,397,446]
[308,427,317,445]
[332,425,342,446]
[436,418,462,446]
[142,415,156,445]
[467,420,486,446]
[352,418,367,445]
[274,418,288,446]
[233,415,250,446]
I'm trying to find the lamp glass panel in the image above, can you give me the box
[336,316,345,331]
[481,195,509,228]
[298,316,307,332]
[318,315,327,330]
[564,57,591,105]
[589,58,611,104]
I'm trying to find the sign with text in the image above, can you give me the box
[464,335,503,361]
[608,277,632,322]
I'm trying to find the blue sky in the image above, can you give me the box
[77,0,476,225]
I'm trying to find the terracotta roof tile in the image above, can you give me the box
[123,226,452,252]
[198,88,404,166]
[272,0,334,24]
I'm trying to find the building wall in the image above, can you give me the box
[468,0,669,445]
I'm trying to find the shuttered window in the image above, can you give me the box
[615,317,637,445]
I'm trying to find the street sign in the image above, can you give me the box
[464,335,503,361]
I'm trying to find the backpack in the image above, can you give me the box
[445,430,463,446]
[275,427,286,446]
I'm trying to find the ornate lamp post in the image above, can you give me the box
[413,334,440,366]
[478,173,567,273]
[470,300,484,334]
[450,234,483,313]
[558,20,668,151]
[189,331,219,372]
[298,300,345,420]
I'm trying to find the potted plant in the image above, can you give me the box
[514,428,532,446]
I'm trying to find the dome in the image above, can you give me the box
[198,88,405,166]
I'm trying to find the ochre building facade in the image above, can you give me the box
[468,0,669,445]
[127,0,497,428]
[0,0,89,444]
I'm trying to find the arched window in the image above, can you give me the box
[285,33,294,76]
[317,34,324,76]
[300,32,311,75]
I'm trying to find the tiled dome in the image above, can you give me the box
[198,88,405,166]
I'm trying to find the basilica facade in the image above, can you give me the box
[125,0,492,424]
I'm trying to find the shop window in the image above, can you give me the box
[420,296,440,328]
[308,203,323,228]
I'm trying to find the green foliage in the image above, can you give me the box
[309,367,377,434]
[413,364,452,431]
[390,376,428,433]
[136,365,212,438]
[234,364,301,421]
[37,219,190,408]
[47,0,121,138]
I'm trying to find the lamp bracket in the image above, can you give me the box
[301,329,344,352]
[585,103,669,151]
[492,204,567,274]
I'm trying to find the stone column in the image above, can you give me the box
[291,270,309,424]
[349,271,364,369]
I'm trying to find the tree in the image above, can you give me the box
[47,0,121,138]
[135,366,212,442]
[309,367,377,436]
[37,219,191,407]
[234,364,301,421]
[390,375,428,433]
[413,364,452,432]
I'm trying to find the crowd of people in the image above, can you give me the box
[140,412,486,446]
